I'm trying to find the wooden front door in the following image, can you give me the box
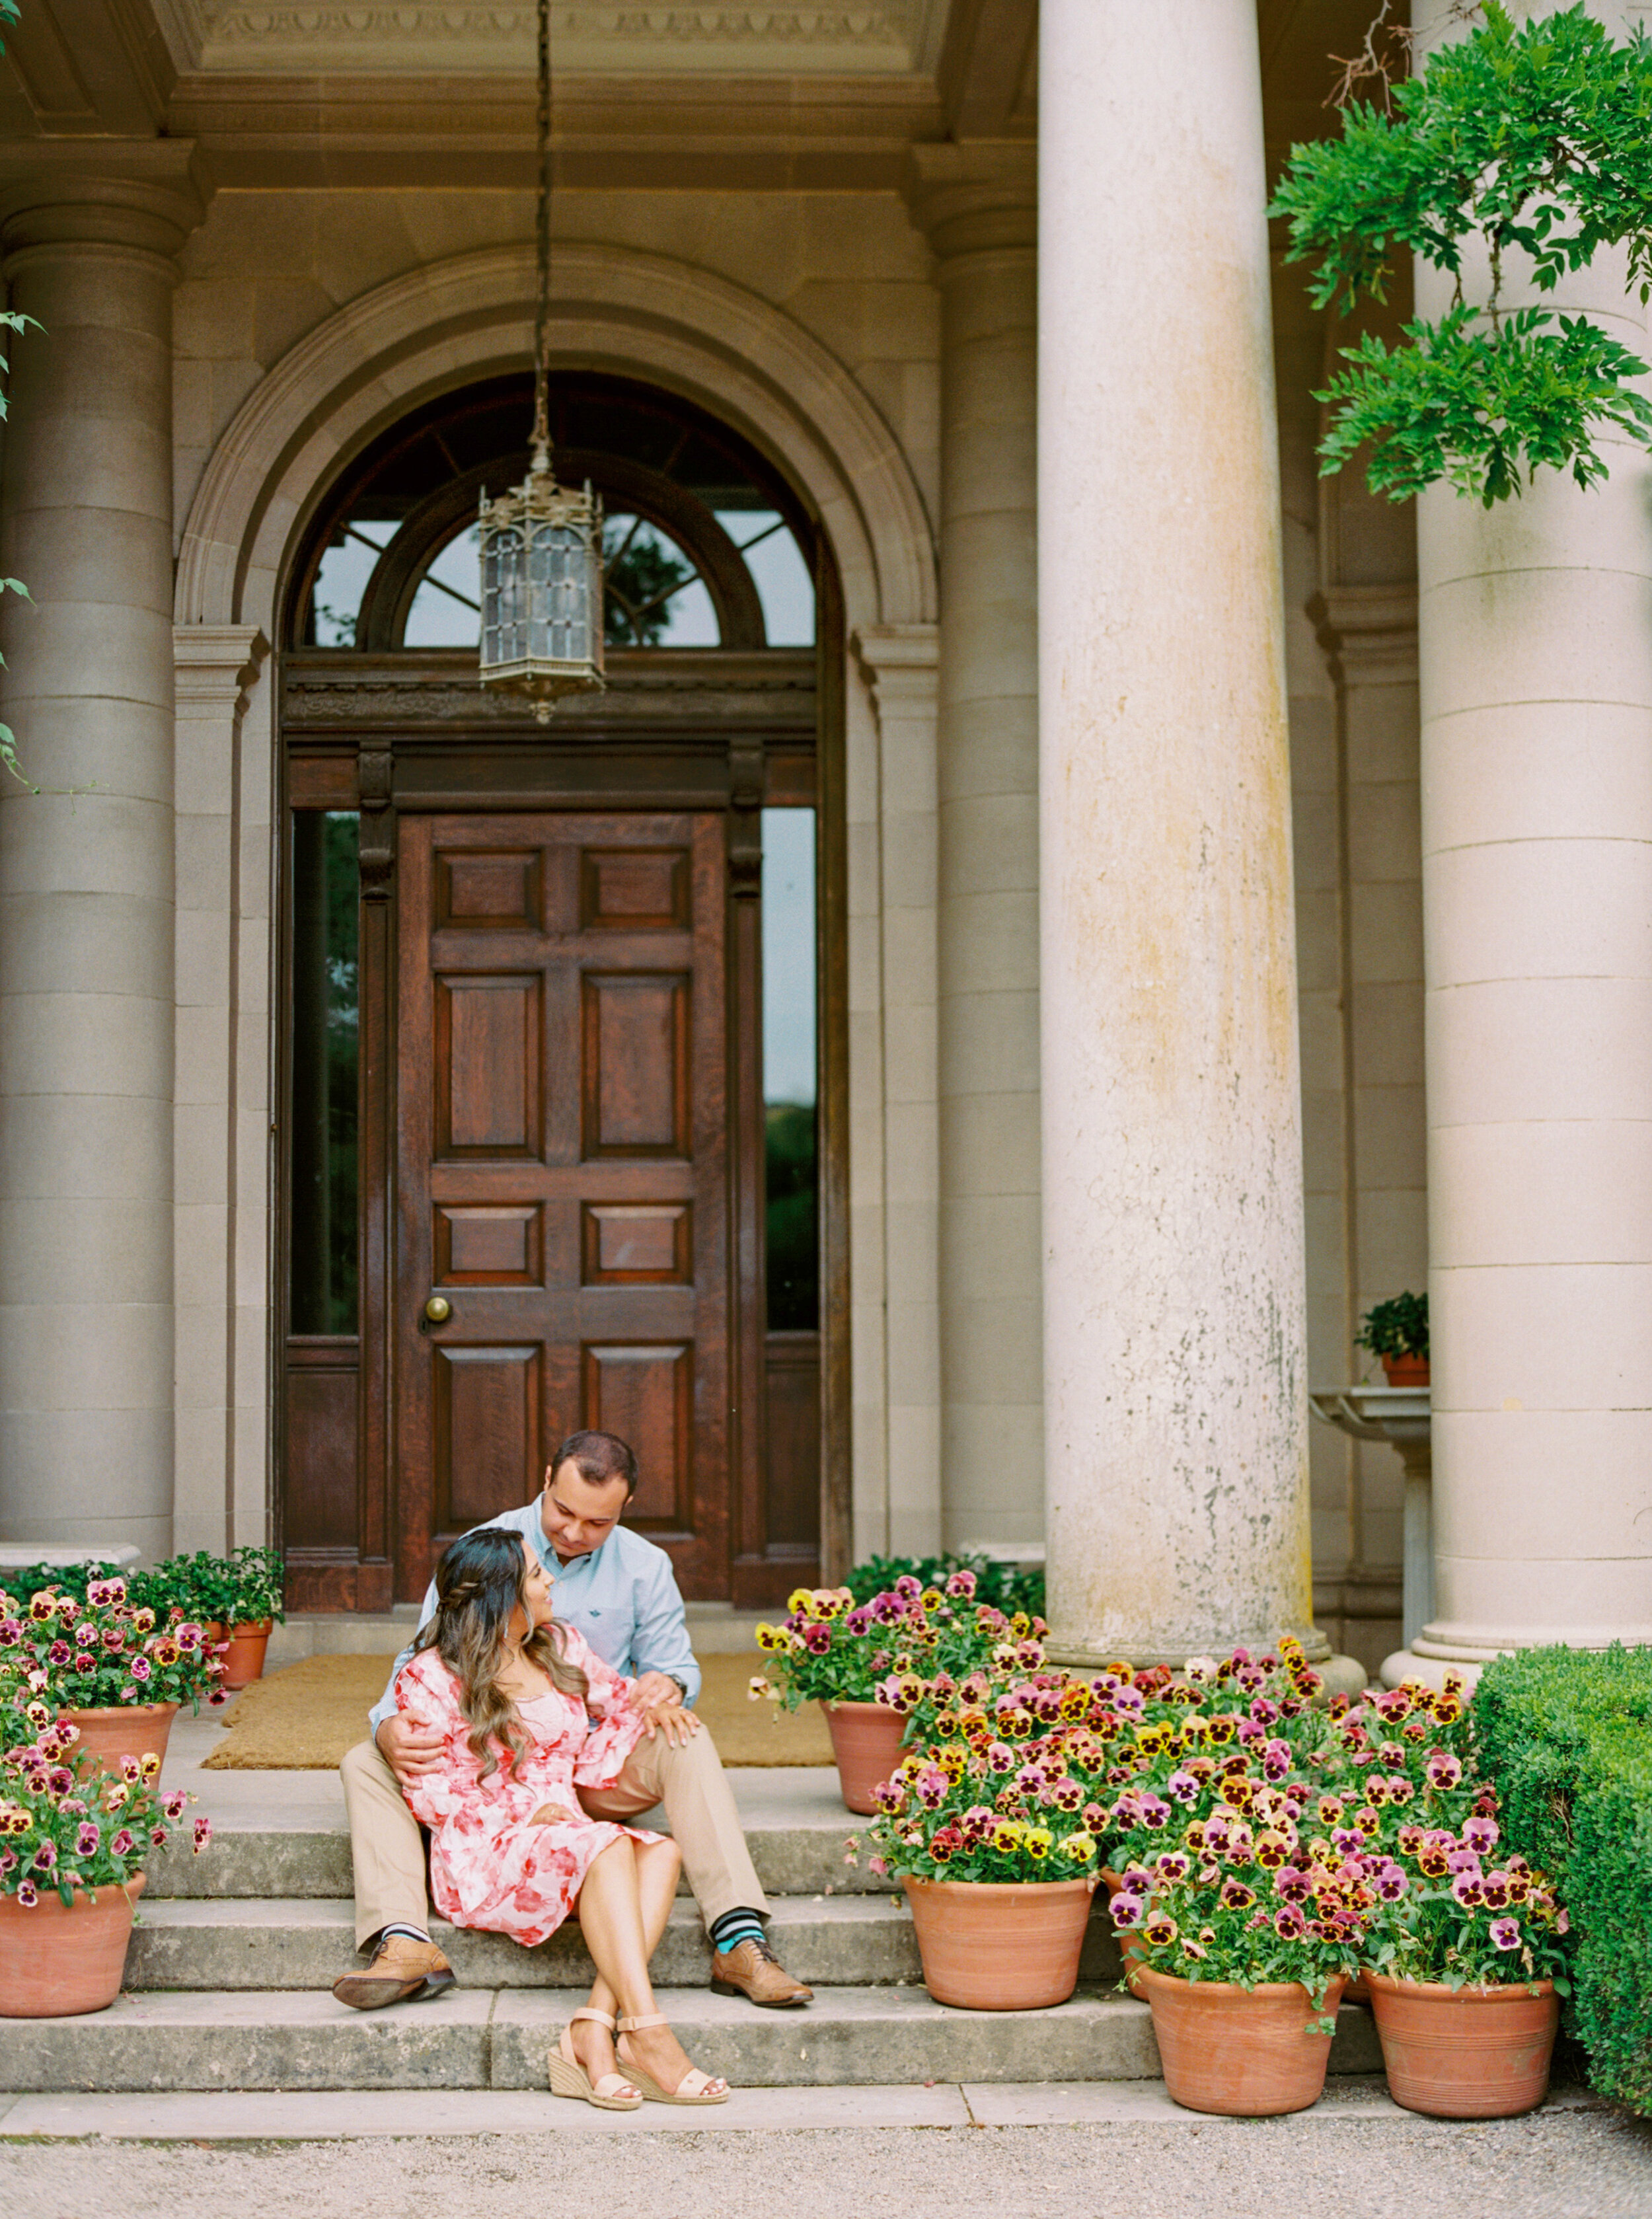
[394,811,730,1602]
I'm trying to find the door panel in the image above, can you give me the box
[397,811,729,1601]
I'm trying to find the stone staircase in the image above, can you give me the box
[0,1729,1382,2093]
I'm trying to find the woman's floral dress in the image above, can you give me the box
[394,1631,661,1948]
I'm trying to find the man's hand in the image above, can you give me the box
[530,1803,579,1825]
[632,1671,700,1747]
[376,1711,445,1785]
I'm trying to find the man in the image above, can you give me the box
[333,1429,811,2011]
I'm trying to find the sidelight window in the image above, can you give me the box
[762,807,818,1332]
[288,811,360,1334]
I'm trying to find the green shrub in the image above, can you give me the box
[844,1551,1045,1623]
[1476,1643,1652,2113]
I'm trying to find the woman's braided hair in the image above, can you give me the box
[412,1527,589,1781]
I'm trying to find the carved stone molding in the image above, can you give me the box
[1310,585,1419,689]
[904,141,1035,260]
[174,624,270,720]
[185,0,946,75]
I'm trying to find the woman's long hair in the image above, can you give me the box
[412,1528,588,1780]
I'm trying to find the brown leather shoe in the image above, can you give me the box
[332,1934,456,2012]
[709,1935,813,2008]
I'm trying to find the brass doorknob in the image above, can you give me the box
[423,1295,453,1326]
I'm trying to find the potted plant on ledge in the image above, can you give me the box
[1356,1291,1429,1388]
[220,1546,286,1690]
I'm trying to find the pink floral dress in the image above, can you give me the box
[394,1632,662,1949]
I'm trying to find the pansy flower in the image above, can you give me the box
[1489,1917,1521,1952]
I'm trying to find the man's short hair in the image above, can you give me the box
[548,1429,638,1497]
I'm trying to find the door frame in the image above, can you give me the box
[274,623,848,1609]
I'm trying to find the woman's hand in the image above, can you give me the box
[529,1802,579,1825]
[638,1696,701,1748]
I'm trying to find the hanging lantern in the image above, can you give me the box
[478,0,604,722]
[478,445,605,722]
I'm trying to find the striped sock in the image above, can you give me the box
[380,1922,433,1948]
[709,1908,765,1955]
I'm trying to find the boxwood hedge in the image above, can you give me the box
[1476,1643,1652,2114]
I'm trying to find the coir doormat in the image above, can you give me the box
[202,1649,836,1770]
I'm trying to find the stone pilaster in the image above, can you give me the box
[1037,2,1324,1665]
[853,623,942,1558]
[172,626,270,1558]
[905,144,1042,1556]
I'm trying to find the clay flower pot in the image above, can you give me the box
[1366,1971,1558,2118]
[1137,1963,1346,2116]
[1380,1352,1430,1388]
[819,1699,906,1815]
[903,1873,1098,2010]
[219,1620,274,1692]
[61,1703,180,1780]
[0,1873,145,2017]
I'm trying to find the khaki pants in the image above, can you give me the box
[340,1725,769,1953]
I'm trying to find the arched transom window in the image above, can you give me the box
[291,373,816,654]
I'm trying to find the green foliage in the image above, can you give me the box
[1475,1644,1652,2113]
[602,517,696,647]
[1,1550,287,1630]
[1355,1291,1429,1361]
[1271,4,1652,504]
[845,1550,1045,1623]
[228,1545,287,1626]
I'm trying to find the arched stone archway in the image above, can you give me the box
[175,240,936,636]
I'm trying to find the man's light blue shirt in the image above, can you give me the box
[367,1501,700,1737]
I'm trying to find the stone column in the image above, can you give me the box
[0,161,201,1558]
[1038,3,1325,1665]
[905,145,1042,1557]
[1403,0,1652,1676]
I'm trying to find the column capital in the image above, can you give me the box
[0,141,209,270]
[1309,585,1419,687]
[852,622,939,713]
[173,627,270,721]
[904,143,1036,259]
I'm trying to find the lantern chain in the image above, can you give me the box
[531,0,552,470]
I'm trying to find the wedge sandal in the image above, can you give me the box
[616,2012,730,2104]
[548,2006,644,2111]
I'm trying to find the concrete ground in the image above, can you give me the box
[3,2095,1651,2219]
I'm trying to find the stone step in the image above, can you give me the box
[126,1894,1127,1992]
[151,1803,880,1902]
[0,1984,1380,2092]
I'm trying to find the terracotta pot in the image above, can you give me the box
[819,1699,906,1815]
[0,1873,145,2017]
[219,1621,273,1692]
[1345,1969,1372,2004]
[1380,1352,1430,1388]
[1137,1963,1346,2116]
[1100,1866,1149,1997]
[1367,1971,1558,2118]
[904,1873,1098,2010]
[61,1703,179,1780]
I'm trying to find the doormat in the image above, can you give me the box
[201,1649,836,1770]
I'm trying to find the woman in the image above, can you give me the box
[393,1526,728,2109]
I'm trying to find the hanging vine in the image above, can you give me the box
[1271,3,1652,505]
